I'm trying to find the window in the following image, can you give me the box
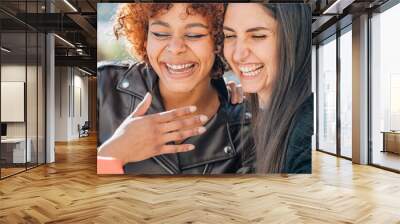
[0,1,47,179]
[312,46,317,150]
[317,36,337,154]
[339,28,352,158]
[370,2,400,171]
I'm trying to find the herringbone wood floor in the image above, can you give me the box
[0,134,399,224]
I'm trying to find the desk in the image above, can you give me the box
[382,131,400,154]
[1,138,31,163]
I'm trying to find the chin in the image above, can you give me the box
[240,82,263,94]
[163,83,196,93]
[242,88,259,94]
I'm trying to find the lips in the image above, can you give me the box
[238,64,264,78]
[162,62,198,79]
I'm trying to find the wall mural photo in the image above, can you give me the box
[96,3,313,175]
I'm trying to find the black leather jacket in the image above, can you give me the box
[98,61,255,174]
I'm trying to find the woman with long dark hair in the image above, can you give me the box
[223,3,313,173]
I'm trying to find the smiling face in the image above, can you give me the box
[223,3,279,100]
[146,3,215,93]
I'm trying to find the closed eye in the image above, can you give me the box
[252,35,267,39]
[185,34,208,39]
[151,32,171,39]
[224,34,236,39]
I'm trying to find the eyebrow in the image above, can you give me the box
[150,21,208,29]
[185,23,208,29]
[223,26,235,32]
[223,26,271,33]
[246,27,271,32]
[150,20,170,28]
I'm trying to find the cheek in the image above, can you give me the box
[145,42,155,62]
[223,43,240,75]
[190,40,214,68]
[223,44,234,64]
[268,45,279,79]
[255,41,277,73]
[146,38,163,62]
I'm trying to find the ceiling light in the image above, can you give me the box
[1,47,11,53]
[54,34,75,48]
[63,0,78,12]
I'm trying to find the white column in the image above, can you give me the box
[45,1,55,163]
[46,33,55,163]
[352,14,369,164]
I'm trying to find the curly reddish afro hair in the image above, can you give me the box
[114,3,226,78]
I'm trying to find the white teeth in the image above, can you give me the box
[166,63,194,70]
[238,64,263,77]
[242,69,262,77]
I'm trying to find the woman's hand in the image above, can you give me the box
[227,81,244,104]
[97,93,208,165]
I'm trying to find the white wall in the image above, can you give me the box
[72,73,89,138]
[54,67,89,141]
[1,65,35,138]
[55,66,69,141]
[1,65,26,143]
[1,65,26,133]
[1,63,46,164]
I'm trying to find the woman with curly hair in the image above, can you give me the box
[97,3,254,174]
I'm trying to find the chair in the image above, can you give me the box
[78,121,90,138]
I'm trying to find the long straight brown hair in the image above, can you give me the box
[248,4,312,173]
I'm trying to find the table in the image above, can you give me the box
[381,131,400,154]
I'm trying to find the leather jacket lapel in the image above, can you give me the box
[114,62,240,174]
[116,63,181,174]
[149,83,181,174]
[177,97,237,171]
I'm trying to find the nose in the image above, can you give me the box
[167,36,186,55]
[232,41,250,63]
